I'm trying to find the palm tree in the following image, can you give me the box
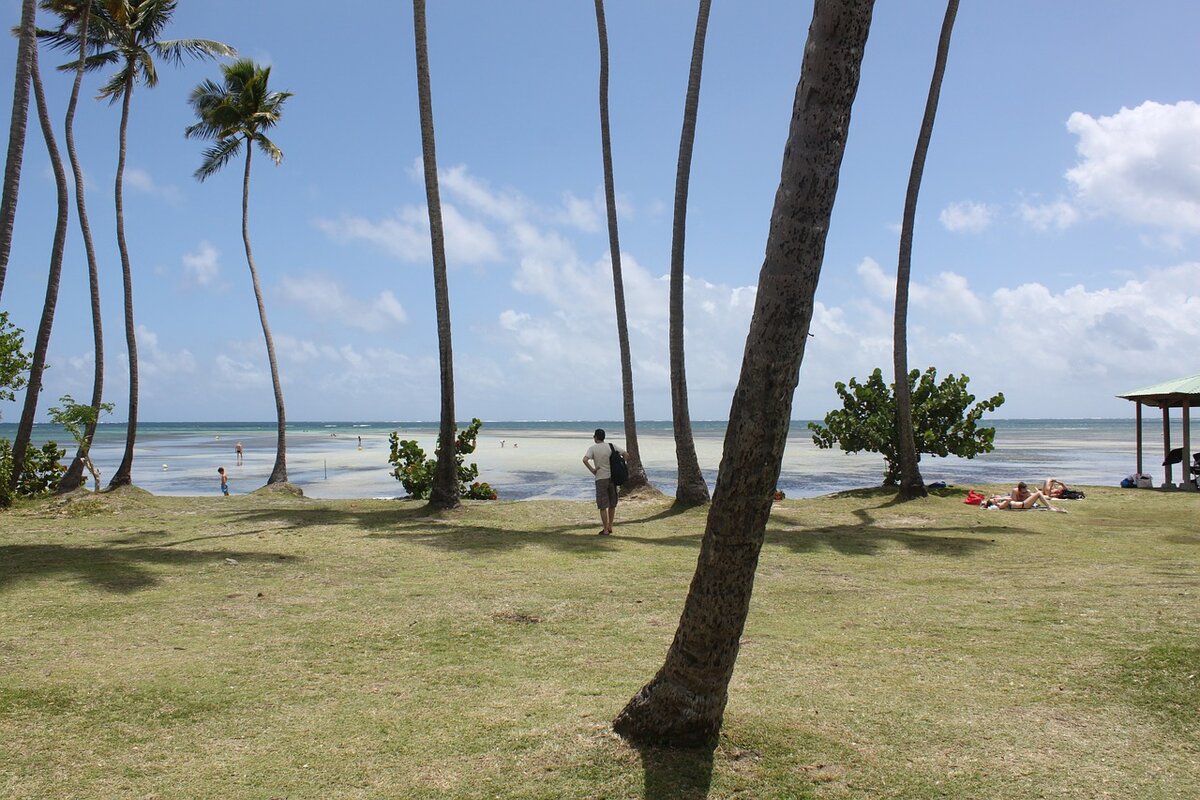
[69,0,232,488]
[0,0,38,300]
[668,0,713,508]
[40,0,106,494]
[593,0,650,492]
[9,39,71,491]
[413,0,459,510]
[612,0,876,747]
[186,59,292,486]
[893,0,959,501]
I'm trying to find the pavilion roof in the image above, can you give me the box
[1117,373,1200,408]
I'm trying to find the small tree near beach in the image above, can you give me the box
[48,394,114,492]
[388,418,496,500]
[808,367,1005,486]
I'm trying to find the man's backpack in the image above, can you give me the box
[609,443,629,486]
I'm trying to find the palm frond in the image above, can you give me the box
[255,135,284,167]
[194,138,242,182]
[153,37,235,66]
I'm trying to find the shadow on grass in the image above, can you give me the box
[765,504,1015,557]
[635,743,716,800]
[0,542,298,593]
[214,502,708,556]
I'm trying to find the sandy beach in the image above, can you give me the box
[5,417,1186,500]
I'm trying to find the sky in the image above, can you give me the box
[0,0,1198,424]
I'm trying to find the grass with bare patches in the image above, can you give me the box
[1,484,1197,799]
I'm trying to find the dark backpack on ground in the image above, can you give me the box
[609,443,629,486]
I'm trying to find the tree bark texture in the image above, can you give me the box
[59,2,104,495]
[413,0,460,510]
[594,0,651,493]
[241,147,288,485]
[612,0,875,747]
[10,45,70,491]
[669,0,713,508]
[109,72,138,489]
[0,0,37,300]
[893,0,958,501]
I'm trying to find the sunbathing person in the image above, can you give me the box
[1041,477,1067,498]
[1008,481,1065,511]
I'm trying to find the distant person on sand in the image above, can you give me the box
[218,467,230,496]
[235,441,244,465]
[583,428,621,536]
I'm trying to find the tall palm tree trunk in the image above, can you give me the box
[594,0,649,492]
[0,0,38,299]
[108,73,138,489]
[10,44,70,490]
[668,0,713,508]
[59,1,104,495]
[612,0,875,747]
[893,0,959,501]
[413,0,459,510]
[241,148,287,485]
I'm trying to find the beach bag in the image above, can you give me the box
[1120,476,1135,488]
[1135,473,1153,489]
[964,489,984,505]
[609,444,629,486]
[1060,488,1086,500]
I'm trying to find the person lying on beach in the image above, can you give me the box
[1008,482,1065,513]
[1042,477,1067,498]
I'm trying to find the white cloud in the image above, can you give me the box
[279,274,408,331]
[182,241,221,288]
[317,202,502,266]
[125,167,181,202]
[939,201,995,233]
[1018,199,1080,232]
[806,259,1200,418]
[1065,100,1200,233]
[855,257,986,323]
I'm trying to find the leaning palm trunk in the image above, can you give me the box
[240,149,287,485]
[893,0,959,501]
[108,72,139,489]
[612,0,875,747]
[10,45,70,490]
[668,0,713,507]
[0,0,37,299]
[594,0,650,492]
[413,0,459,510]
[59,1,104,495]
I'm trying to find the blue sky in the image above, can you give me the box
[0,0,1197,423]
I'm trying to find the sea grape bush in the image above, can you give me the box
[808,367,1004,486]
[0,439,66,506]
[387,417,497,500]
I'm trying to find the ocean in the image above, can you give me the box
[1,418,1195,500]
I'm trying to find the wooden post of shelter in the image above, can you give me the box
[1162,406,1173,489]
[1183,399,1194,491]
[1135,403,1143,477]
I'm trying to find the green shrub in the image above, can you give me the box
[809,367,1004,486]
[387,418,497,500]
[0,438,66,507]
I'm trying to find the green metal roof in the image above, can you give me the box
[1118,373,1200,407]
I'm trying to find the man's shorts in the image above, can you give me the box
[595,478,618,509]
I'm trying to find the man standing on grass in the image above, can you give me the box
[583,428,619,536]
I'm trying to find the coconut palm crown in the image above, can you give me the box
[185,58,291,180]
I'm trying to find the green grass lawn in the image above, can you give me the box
[2,485,1197,799]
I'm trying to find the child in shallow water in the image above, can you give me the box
[218,467,229,496]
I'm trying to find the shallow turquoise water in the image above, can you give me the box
[2,418,1195,500]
